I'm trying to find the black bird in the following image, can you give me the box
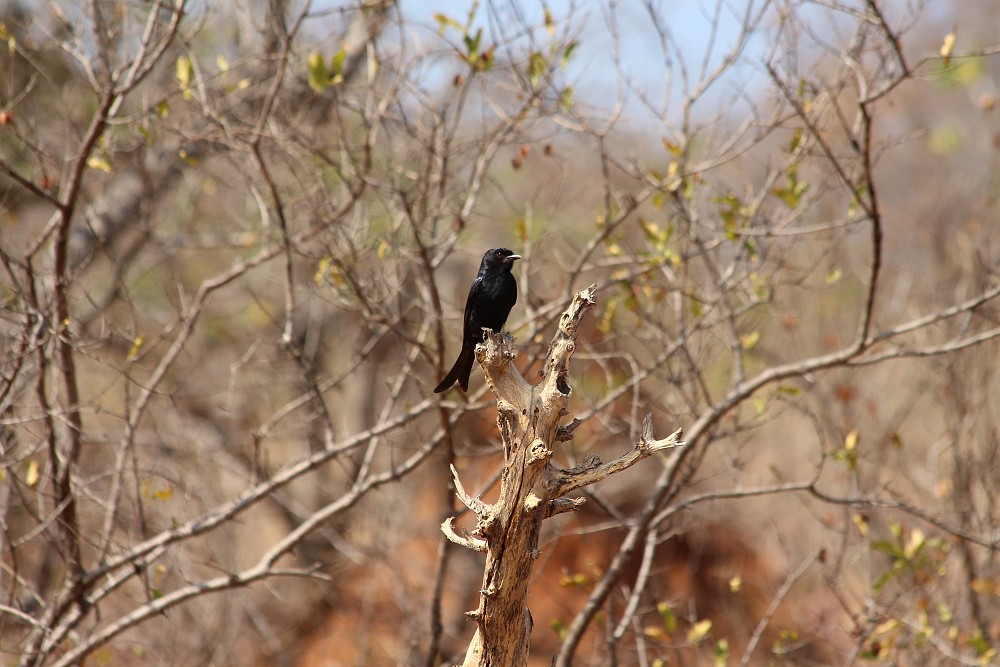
[434,248,520,393]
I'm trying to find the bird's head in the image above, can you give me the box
[482,247,521,271]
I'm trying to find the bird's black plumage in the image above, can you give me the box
[434,248,520,393]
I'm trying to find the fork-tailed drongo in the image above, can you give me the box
[434,248,520,393]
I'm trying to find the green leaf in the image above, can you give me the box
[871,540,904,559]
[561,40,578,68]
[968,629,993,657]
[307,52,329,93]
[528,51,547,89]
[463,28,482,59]
[330,47,347,85]
[771,165,808,209]
[656,601,677,633]
[788,128,803,153]
[714,639,729,667]
[559,85,574,109]
[550,618,567,640]
[872,569,897,593]
[936,57,985,88]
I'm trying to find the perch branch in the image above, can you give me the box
[550,417,684,498]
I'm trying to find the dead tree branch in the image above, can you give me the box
[447,286,684,667]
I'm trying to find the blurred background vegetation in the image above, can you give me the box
[1,1,999,665]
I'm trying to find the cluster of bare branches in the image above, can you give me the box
[1,0,999,665]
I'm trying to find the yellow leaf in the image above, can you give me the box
[559,572,590,588]
[971,578,1000,596]
[844,430,858,451]
[127,334,144,361]
[152,486,174,501]
[26,459,40,487]
[852,513,868,537]
[176,54,194,100]
[940,31,956,65]
[178,148,199,166]
[643,626,666,640]
[753,396,766,416]
[315,256,332,285]
[904,528,925,560]
[377,239,389,259]
[688,619,712,644]
[86,156,112,173]
[729,576,741,593]
[825,268,842,284]
[740,331,760,350]
[666,160,681,191]
[216,54,229,74]
[873,618,900,636]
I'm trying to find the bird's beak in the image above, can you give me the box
[504,254,521,263]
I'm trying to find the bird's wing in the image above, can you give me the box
[462,276,483,341]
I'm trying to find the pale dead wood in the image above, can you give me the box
[447,286,684,667]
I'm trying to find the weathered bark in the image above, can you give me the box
[444,286,683,667]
